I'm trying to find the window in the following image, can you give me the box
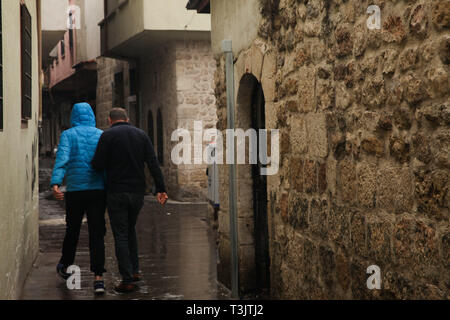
[0,1,3,131]
[113,71,124,107]
[21,4,32,121]
[157,109,163,165]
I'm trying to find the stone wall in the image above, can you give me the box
[174,41,218,200]
[96,41,217,201]
[214,0,449,299]
[96,57,130,130]
[140,40,217,201]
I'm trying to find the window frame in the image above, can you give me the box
[20,3,32,123]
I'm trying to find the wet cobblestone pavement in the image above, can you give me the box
[21,191,229,300]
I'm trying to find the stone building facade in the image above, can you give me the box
[210,0,449,299]
[96,40,217,200]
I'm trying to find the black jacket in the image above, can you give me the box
[92,122,166,194]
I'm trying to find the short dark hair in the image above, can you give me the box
[109,108,128,121]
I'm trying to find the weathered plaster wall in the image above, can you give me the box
[210,0,262,56]
[214,0,449,299]
[0,0,40,299]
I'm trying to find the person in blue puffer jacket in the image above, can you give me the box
[50,102,107,295]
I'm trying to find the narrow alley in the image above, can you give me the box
[1,0,449,303]
[22,167,228,300]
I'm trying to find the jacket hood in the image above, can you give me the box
[70,103,96,128]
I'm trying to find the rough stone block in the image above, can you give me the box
[414,169,448,220]
[329,202,351,247]
[442,231,450,268]
[288,193,308,230]
[297,66,316,113]
[393,215,415,266]
[335,247,350,292]
[306,113,328,158]
[350,211,367,258]
[290,158,304,193]
[261,51,276,102]
[304,160,318,194]
[356,162,377,208]
[338,158,357,206]
[382,15,406,43]
[414,220,439,268]
[319,244,335,291]
[431,0,450,30]
[361,137,385,157]
[376,166,413,213]
[309,198,329,239]
[318,162,327,194]
[289,116,308,155]
[366,214,393,264]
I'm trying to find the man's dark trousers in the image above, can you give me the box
[60,190,107,276]
[107,192,144,283]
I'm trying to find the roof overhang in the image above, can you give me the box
[186,0,210,14]
[102,29,211,60]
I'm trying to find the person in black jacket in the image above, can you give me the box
[92,108,168,293]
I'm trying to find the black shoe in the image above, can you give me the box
[132,274,141,282]
[94,280,106,295]
[114,282,137,293]
[56,263,70,280]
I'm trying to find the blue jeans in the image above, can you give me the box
[107,192,144,283]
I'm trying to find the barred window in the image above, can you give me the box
[21,4,32,121]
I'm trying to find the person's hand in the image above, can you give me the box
[156,192,168,205]
[52,185,64,201]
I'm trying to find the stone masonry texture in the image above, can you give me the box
[96,41,217,201]
[214,0,450,299]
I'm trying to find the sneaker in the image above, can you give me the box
[114,282,137,293]
[56,263,70,280]
[94,280,106,295]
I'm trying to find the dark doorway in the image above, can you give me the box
[250,81,270,295]
[148,110,154,145]
[157,108,164,166]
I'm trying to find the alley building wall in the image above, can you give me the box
[0,0,40,299]
[212,0,450,299]
[96,40,217,201]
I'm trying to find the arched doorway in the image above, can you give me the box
[235,74,270,295]
[250,81,270,295]
[157,108,164,166]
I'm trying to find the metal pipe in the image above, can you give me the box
[222,39,239,299]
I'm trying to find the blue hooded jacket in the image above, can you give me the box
[50,103,105,192]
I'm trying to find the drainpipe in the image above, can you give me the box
[222,39,239,299]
